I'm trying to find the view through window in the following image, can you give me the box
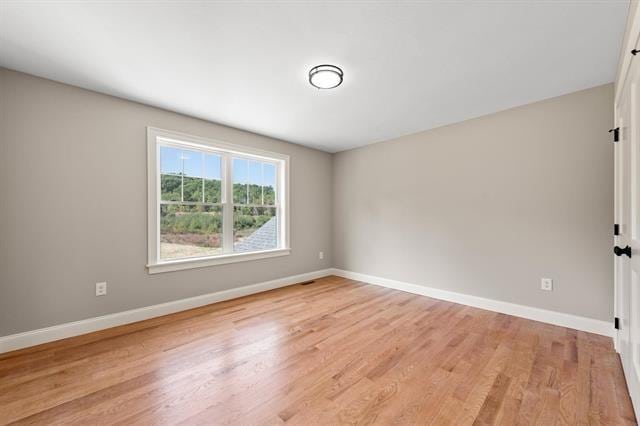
[155,138,285,262]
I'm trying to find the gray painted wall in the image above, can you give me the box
[333,84,614,321]
[0,68,332,336]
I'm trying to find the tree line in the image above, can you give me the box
[161,174,275,205]
[160,174,276,235]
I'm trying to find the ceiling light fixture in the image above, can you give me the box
[309,64,343,89]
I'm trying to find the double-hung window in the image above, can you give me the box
[147,127,289,273]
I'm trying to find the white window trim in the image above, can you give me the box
[146,127,290,274]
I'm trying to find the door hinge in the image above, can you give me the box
[609,127,620,142]
[615,317,620,330]
[614,224,620,236]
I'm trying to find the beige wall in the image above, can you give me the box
[0,68,615,335]
[333,84,614,321]
[0,68,332,336]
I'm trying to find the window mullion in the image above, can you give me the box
[201,154,205,203]
[275,160,282,249]
[222,153,234,254]
[246,160,250,204]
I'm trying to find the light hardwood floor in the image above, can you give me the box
[0,276,635,425]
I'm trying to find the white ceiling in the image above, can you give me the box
[0,1,629,152]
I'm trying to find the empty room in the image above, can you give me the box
[1,0,640,424]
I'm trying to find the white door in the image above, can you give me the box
[615,44,640,417]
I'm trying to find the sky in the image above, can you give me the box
[160,146,276,187]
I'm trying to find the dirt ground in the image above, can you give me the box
[160,230,255,260]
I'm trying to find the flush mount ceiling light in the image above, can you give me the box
[309,64,343,89]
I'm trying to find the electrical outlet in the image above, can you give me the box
[96,282,107,296]
[319,251,324,260]
[540,278,553,291]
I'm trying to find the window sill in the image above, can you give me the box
[147,248,291,274]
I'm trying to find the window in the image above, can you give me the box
[147,127,289,273]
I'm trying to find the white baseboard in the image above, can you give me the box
[0,267,612,354]
[330,268,613,337]
[0,269,333,354]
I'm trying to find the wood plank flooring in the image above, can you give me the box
[0,276,635,425]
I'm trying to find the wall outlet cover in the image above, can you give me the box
[96,282,107,296]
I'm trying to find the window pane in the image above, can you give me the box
[233,206,277,253]
[204,179,221,204]
[248,161,262,204]
[181,149,203,177]
[263,163,276,205]
[161,174,181,202]
[160,146,182,202]
[183,176,203,202]
[233,158,248,204]
[204,154,222,203]
[204,154,221,180]
[160,146,182,175]
[160,204,222,260]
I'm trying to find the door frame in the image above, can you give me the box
[614,0,640,355]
